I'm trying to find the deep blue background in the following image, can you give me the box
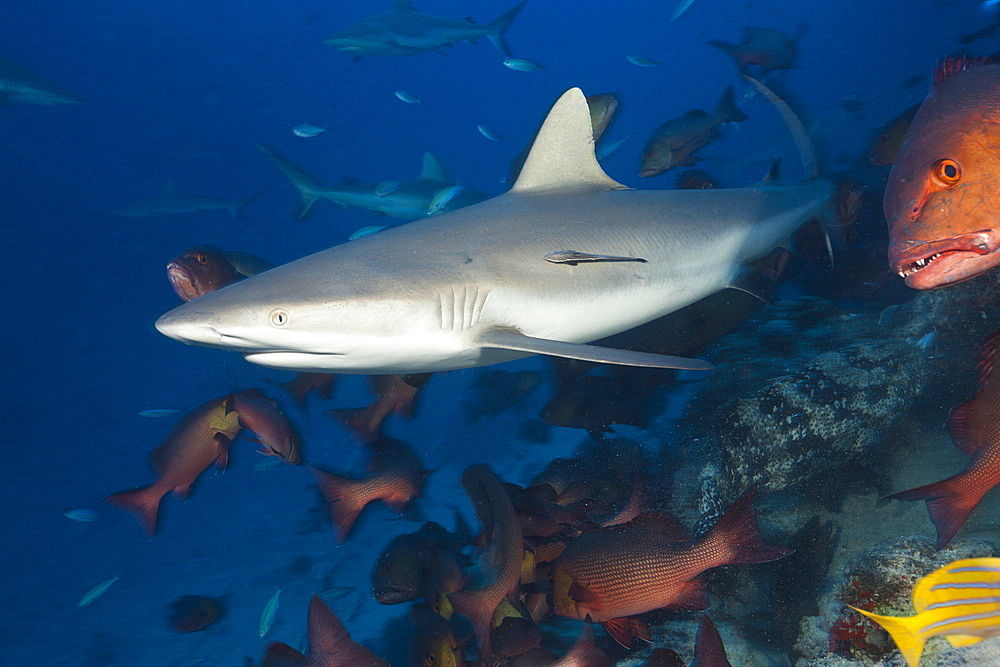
[1,0,994,663]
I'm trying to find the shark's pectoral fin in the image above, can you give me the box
[544,250,647,266]
[476,329,714,371]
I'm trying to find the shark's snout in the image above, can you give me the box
[155,311,222,346]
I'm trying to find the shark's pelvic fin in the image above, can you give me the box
[419,153,451,183]
[510,88,629,195]
[544,250,647,265]
[476,328,714,371]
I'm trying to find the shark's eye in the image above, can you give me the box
[931,158,961,188]
[269,309,289,327]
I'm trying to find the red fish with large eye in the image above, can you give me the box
[886,57,1000,289]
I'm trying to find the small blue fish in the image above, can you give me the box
[596,137,627,161]
[427,186,464,216]
[139,409,181,418]
[502,57,544,72]
[394,90,426,106]
[65,509,99,522]
[477,125,501,142]
[349,225,388,241]
[626,54,664,68]
[671,0,701,21]
[293,124,327,138]
[374,181,400,197]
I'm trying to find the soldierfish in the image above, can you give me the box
[167,245,272,302]
[639,86,748,177]
[885,58,1000,289]
[550,487,789,647]
[447,465,524,667]
[233,388,302,465]
[888,328,1000,548]
[849,558,1000,667]
[105,395,241,536]
[329,373,431,443]
[259,594,388,667]
[310,437,428,542]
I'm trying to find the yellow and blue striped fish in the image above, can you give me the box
[848,558,1000,667]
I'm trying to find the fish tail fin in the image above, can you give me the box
[309,466,366,543]
[327,407,383,443]
[562,625,613,667]
[105,485,163,537]
[715,85,749,124]
[487,1,527,57]
[447,589,495,666]
[707,39,739,66]
[259,144,322,219]
[848,606,924,667]
[230,190,265,221]
[708,486,791,564]
[886,476,979,549]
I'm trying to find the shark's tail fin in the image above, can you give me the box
[714,85,749,125]
[259,145,323,220]
[742,75,817,180]
[228,190,265,221]
[487,2,527,57]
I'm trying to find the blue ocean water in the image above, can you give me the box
[4,0,1000,665]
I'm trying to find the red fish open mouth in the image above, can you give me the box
[891,230,1000,289]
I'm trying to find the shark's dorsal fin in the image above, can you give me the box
[419,153,451,183]
[511,88,628,194]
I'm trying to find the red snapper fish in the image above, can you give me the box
[888,328,1000,548]
[550,487,789,647]
[106,395,241,536]
[886,57,1000,289]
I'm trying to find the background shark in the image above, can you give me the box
[156,88,831,375]
[261,146,488,221]
[0,56,78,105]
[326,1,526,59]
[113,182,262,219]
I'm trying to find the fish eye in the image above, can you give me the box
[269,309,289,327]
[931,158,961,188]
[196,253,209,264]
[426,655,436,666]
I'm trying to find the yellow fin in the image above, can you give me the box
[848,605,925,667]
[209,409,241,436]
[945,633,985,648]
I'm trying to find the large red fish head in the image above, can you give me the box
[886,64,1000,289]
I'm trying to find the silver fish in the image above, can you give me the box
[293,124,327,138]
[502,57,544,71]
[477,124,501,141]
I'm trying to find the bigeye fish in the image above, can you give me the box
[105,395,241,536]
[258,595,388,667]
[550,487,789,647]
[887,328,1000,548]
[849,558,1000,667]
[293,124,327,138]
[639,86,748,177]
[626,54,664,68]
[477,124,501,141]
[885,58,1000,289]
[310,437,428,543]
[233,388,302,465]
[349,225,389,241]
[330,373,431,443]
[708,26,802,75]
[271,372,336,407]
[503,57,544,72]
[428,186,464,216]
[394,90,426,107]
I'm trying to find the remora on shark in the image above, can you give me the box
[156,87,832,375]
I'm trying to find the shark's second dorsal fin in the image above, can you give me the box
[419,153,451,183]
[511,88,628,194]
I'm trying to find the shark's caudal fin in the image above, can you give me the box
[418,152,451,183]
[510,87,628,194]
[259,145,324,219]
[476,329,714,371]
[228,190,265,221]
[742,74,817,180]
[487,2,528,57]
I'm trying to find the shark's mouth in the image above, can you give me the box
[891,230,1000,289]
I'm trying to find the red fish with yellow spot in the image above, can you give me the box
[886,57,1000,289]
[550,487,789,647]
[234,387,302,465]
[888,328,1000,548]
[106,394,241,536]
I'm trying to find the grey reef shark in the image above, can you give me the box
[156,87,832,376]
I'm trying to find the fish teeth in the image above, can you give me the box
[898,252,943,278]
